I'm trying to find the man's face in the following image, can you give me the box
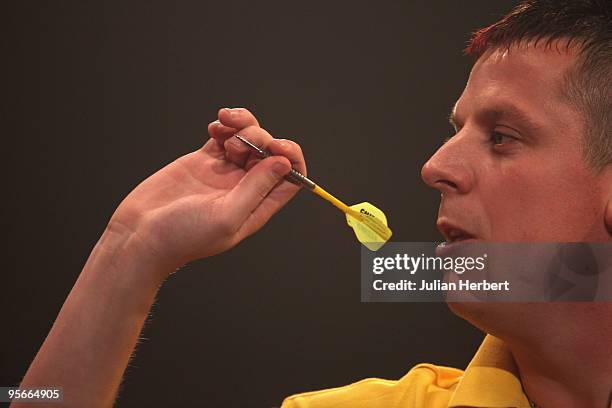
[421,43,610,244]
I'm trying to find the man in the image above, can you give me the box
[15,0,611,407]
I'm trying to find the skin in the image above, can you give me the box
[421,42,612,407]
[14,43,611,407]
[13,108,307,407]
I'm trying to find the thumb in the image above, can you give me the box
[225,156,292,225]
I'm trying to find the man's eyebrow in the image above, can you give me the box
[482,104,544,133]
[448,104,544,134]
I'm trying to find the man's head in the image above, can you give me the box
[422,0,612,244]
[420,0,612,337]
[466,0,612,170]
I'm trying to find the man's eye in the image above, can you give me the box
[489,131,515,145]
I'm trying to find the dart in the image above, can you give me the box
[234,134,392,251]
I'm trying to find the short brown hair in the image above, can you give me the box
[465,0,612,169]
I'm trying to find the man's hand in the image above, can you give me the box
[109,107,306,272]
[13,107,306,407]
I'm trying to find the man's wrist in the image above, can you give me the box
[94,220,179,288]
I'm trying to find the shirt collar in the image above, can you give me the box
[448,335,532,408]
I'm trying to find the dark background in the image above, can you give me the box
[2,1,517,406]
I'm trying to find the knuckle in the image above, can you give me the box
[239,107,253,116]
[239,107,260,126]
[283,139,303,153]
[276,139,304,161]
[207,120,218,134]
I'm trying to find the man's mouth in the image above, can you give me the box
[446,228,476,243]
[437,220,477,244]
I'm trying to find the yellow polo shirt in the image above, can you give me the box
[281,335,532,408]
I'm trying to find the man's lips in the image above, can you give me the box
[435,220,480,258]
[436,219,478,244]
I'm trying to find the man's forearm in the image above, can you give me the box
[14,223,171,407]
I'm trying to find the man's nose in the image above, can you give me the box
[421,133,474,195]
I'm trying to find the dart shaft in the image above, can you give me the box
[312,185,354,216]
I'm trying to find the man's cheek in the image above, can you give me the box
[480,171,552,240]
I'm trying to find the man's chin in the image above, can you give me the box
[446,301,486,326]
[445,301,520,337]
[445,301,575,341]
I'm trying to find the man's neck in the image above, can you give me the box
[503,305,612,408]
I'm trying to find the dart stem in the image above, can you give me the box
[311,185,361,219]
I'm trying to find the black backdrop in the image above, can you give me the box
[3,1,518,406]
